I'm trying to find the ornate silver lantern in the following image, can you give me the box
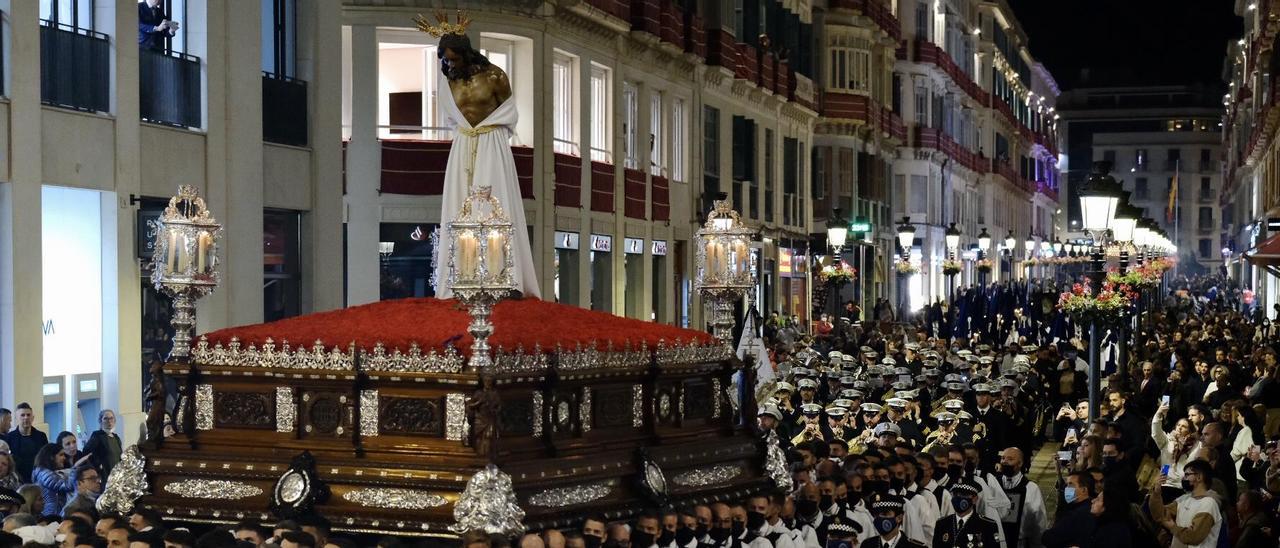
[447,187,516,370]
[695,200,755,345]
[150,185,222,360]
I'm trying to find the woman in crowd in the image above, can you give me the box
[1073,434,1103,472]
[1148,459,1223,548]
[16,483,43,517]
[1152,400,1198,503]
[55,431,81,467]
[31,443,83,517]
[0,441,20,492]
[1081,484,1135,548]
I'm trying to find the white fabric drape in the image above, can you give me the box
[434,76,541,299]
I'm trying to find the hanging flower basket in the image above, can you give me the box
[1058,280,1137,325]
[1023,258,1040,267]
[942,259,963,276]
[975,259,994,273]
[819,262,858,285]
[896,261,920,275]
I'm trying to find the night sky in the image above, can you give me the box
[1007,0,1243,90]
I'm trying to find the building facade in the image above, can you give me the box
[1059,86,1225,273]
[1223,0,1278,310]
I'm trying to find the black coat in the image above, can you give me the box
[932,513,999,548]
[4,428,48,483]
[859,534,926,548]
[82,430,123,477]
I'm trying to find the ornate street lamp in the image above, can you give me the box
[895,217,916,260]
[977,227,992,256]
[945,223,962,255]
[150,185,222,361]
[696,199,756,345]
[448,187,517,370]
[827,208,849,253]
[1052,237,1064,256]
[1076,161,1125,420]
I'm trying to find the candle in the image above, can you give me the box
[178,233,193,274]
[196,231,211,273]
[458,230,478,279]
[165,230,178,274]
[732,240,748,276]
[485,229,506,279]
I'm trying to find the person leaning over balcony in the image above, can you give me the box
[138,0,179,51]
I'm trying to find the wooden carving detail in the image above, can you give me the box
[380,397,443,436]
[594,387,633,428]
[214,392,275,429]
[683,381,712,420]
[497,395,534,437]
[308,396,342,434]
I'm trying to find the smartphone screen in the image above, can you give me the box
[1161,395,1170,405]
[1161,464,1171,475]
[1057,451,1072,461]
[1066,428,1077,439]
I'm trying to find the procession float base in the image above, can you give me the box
[123,298,773,537]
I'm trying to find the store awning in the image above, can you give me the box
[1244,232,1280,277]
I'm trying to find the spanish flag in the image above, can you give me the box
[1166,161,1178,223]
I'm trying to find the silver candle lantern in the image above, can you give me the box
[149,185,222,360]
[447,187,516,370]
[695,199,755,345]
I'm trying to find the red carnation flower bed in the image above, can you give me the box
[200,297,715,357]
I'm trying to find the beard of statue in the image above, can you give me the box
[438,33,491,81]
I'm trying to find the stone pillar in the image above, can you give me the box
[299,1,345,313]
[0,0,47,420]
[345,25,382,306]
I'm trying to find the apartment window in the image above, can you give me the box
[1135,148,1147,170]
[1135,178,1149,200]
[828,48,871,92]
[261,0,296,76]
[703,106,721,205]
[910,175,928,214]
[813,147,827,201]
[590,64,612,163]
[552,53,577,155]
[1198,239,1211,258]
[764,130,775,223]
[1198,207,1213,231]
[838,148,854,195]
[264,210,301,321]
[1167,148,1181,171]
[914,85,927,126]
[915,1,929,40]
[622,82,638,169]
[672,98,686,182]
[42,0,94,31]
[650,92,664,176]
[1200,177,1211,200]
[1200,148,1211,163]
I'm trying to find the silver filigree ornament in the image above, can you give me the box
[446,393,468,442]
[672,464,744,488]
[276,386,295,433]
[195,384,213,430]
[763,430,793,492]
[450,464,526,536]
[632,384,644,428]
[164,479,263,500]
[343,488,450,510]
[96,445,149,515]
[360,389,379,437]
[527,480,614,508]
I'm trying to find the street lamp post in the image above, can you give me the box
[1111,196,1139,375]
[1077,161,1123,420]
[1003,231,1016,283]
[977,227,992,287]
[826,208,850,319]
[896,217,916,321]
[946,223,961,302]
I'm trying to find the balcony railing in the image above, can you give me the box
[140,48,202,128]
[40,20,109,113]
[263,73,308,146]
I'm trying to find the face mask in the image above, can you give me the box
[1063,487,1077,504]
[847,490,862,505]
[746,511,766,532]
[947,464,963,479]
[632,531,655,548]
[873,517,898,535]
[1101,456,1117,471]
[730,522,745,538]
[796,499,819,517]
[865,480,886,494]
[889,478,905,492]
[933,468,946,481]
[675,527,695,546]
[964,462,976,475]
[658,530,674,546]
[584,536,603,548]
[602,541,619,548]
[825,540,852,548]
[952,496,973,514]
[709,527,731,543]
[999,464,1017,477]
[1181,480,1193,491]
[819,494,835,510]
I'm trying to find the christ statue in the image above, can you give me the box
[419,12,540,299]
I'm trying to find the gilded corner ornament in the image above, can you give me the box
[450,464,525,537]
[96,445,148,515]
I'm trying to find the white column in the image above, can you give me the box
[299,1,345,313]
[345,25,382,306]
[0,0,46,419]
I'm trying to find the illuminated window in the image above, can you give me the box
[672,98,686,182]
[650,91,664,176]
[590,64,612,163]
[552,52,577,155]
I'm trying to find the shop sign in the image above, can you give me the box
[554,231,580,250]
[652,240,668,256]
[779,248,793,275]
[624,237,644,254]
[590,234,612,252]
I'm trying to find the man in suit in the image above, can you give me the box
[82,409,123,479]
[932,480,1000,548]
[4,403,47,483]
[859,493,925,548]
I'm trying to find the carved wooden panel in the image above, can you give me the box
[380,397,443,436]
[213,392,275,429]
[499,396,535,437]
[594,386,633,428]
[683,381,712,420]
